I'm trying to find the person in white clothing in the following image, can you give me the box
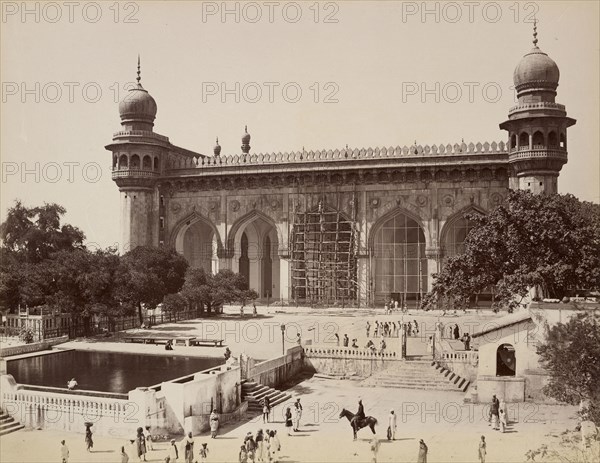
[388,409,397,440]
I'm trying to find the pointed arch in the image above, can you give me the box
[227,209,282,251]
[369,207,428,306]
[228,209,281,300]
[368,206,427,251]
[439,204,487,250]
[169,211,224,254]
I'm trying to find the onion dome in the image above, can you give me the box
[513,20,560,94]
[118,56,157,128]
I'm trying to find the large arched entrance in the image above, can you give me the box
[174,216,219,272]
[496,343,516,376]
[232,214,280,301]
[371,210,427,307]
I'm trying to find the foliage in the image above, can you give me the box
[1,202,255,326]
[19,327,35,344]
[537,311,600,423]
[425,191,600,309]
[162,293,188,313]
[116,246,189,322]
[179,268,258,312]
[0,201,85,263]
[526,429,599,463]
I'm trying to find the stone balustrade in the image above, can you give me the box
[111,169,159,179]
[304,345,399,359]
[166,140,508,171]
[440,350,479,363]
[113,130,169,142]
[508,149,568,160]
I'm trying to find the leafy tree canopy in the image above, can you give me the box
[179,267,258,312]
[426,191,600,309]
[537,311,600,423]
[0,201,85,263]
[116,246,188,322]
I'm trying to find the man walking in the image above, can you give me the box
[293,398,303,431]
[478,435,487,463]
[388,409,397,440]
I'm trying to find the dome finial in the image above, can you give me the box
[241,126,251,154]
[532,18,538,48]
[214,136,222,156]
[137,54,141,85]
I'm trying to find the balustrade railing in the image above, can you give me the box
[165,140,508,171]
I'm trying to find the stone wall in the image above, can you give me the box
[245,346,305,388]
[158,365,241,435]
[303,345,402,377]
[0,336,69,358]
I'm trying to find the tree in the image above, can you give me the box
[426,191,600,310]
[116,246,188,323]
[0,201,85,263]
[537,311,600,423]
[180,268,258,313]
[162,293,188,313]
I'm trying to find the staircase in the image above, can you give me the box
[241,380,292,413]
[0,411,24,436]
[360,360,470,392]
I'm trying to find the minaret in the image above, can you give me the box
[105,57,166,252]
[500,20,576,194]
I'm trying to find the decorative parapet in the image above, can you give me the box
[166,141,508,170]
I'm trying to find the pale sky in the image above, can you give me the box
[1,1,599,249]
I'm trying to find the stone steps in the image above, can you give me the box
[241,381,292,412]
[0,412,24,436]
[361,360,471,393]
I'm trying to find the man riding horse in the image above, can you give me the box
[351,399,366,429]
[340,400,378,440]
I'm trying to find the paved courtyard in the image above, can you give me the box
[0,306,586,462]
[0,375,580,462]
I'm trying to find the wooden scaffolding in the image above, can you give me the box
[290,194,358,306]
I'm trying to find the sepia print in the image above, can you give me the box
[1,1,599,462]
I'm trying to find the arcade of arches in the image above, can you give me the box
[173,208,484,306]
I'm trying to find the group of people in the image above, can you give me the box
[366,319,422,338]
[382,298,410,314]
[240,303,259,317]
[239,428,281,463]
[284,398,303,434]
[488,394,509,433]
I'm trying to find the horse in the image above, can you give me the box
[339,408,378,440]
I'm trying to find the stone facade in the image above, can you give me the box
[106,32,575,307]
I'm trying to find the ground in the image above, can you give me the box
[0,305,590,462]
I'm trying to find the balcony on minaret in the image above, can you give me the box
[111,152,160,181]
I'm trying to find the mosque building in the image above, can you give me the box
[106,24,575,307]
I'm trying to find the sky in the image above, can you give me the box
[1,1,599,250]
